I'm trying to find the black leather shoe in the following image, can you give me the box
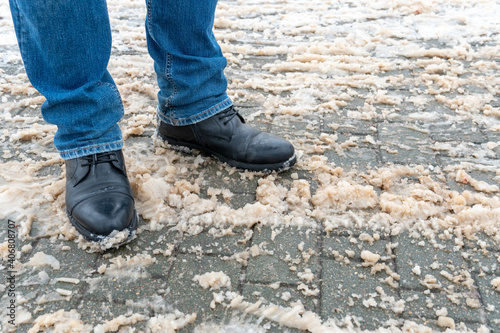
[65,150,138,243]
[156,106,296,172]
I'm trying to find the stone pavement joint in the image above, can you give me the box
[1,0,499,332]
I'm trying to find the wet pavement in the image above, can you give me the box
[1,0,499,332]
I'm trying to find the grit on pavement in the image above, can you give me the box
[1,0,499,332]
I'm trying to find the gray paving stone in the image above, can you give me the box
[2,2,500,331]
[189,316,304,333]
[75,299,147,330]
[475,274,500,332]
[84,248,175,302]
[246,226,319,284]
[378,123,437,165]
[464,248,499,275]
[238,107,272,132]
[198,185,257,210]
[20,239,99,283]
[322,117,376,136]
[178,228,251,256]
[271,115,322,138]
[135,227,183,250]
[337,96,368,113]
[400,316,488,333]
[162,254,242,328]
[7,282,85,332]
[437,158,500,194]
[246,255,298,284]
[36,163,63,178]
[325,145,380,170]
[199,165,260,194]
[5,283,62,313]
[485,131,500,156]
[429,121,487,143]
[463,232,500,251]
[323,230,392,261]
[393,233,470,290]
[389,100,453,123]
[242,282,317,312]
[278,169,319,197]
[400,289,486,324]
[321,258,400,331]
[84,271,168,303]
[258,320,306,333]
[90,227,181,268]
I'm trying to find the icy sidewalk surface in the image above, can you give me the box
[0,0,499,332]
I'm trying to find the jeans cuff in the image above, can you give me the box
[59,141,124,160]
[157,98,233,126]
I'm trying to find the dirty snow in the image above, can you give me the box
[0,0,499,331]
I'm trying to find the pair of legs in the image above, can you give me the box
[9,0,296,244]
[9,0,231,158]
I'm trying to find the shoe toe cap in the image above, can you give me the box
[71,194,135,237]
[247,133,295,164]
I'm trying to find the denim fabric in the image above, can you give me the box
[146,0,232,126]
[9,0,232,159]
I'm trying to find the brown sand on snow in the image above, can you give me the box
[0,0,499,331]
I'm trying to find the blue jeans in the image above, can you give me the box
[9,0,232,159]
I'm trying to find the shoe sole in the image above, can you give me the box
[155,130,297,172]
[66,208,139,247]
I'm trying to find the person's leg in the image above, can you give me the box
[145,0,232,126]
[147,0,296,171]
[9,0,123,159]
[9,0,137,243]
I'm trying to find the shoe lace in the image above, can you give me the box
[72,151,120,187]
[81,151,119,167]
[218,106,240,125]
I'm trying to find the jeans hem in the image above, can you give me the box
[157,98,233,126]
[59,141,123,160]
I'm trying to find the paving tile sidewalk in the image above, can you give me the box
[1,0,500,332]
[3,225,499,332]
